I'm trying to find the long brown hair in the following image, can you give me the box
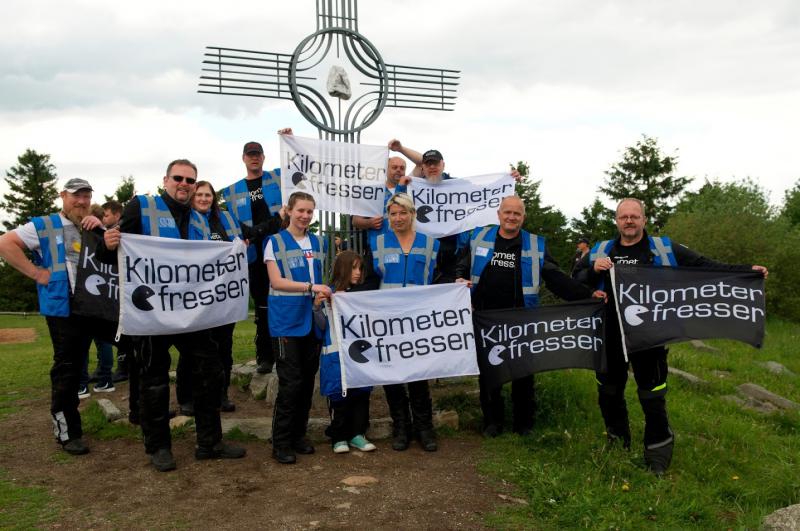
[331,250,362,292]
[281,191,316,230]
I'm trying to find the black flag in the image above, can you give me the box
[72,230,120,322]
[611,265,765,353]
[473,300,606,390]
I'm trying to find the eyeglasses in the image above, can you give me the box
[617,215,642,222]
[171,175,197,185]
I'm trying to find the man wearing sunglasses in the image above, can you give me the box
[99,159,246,472]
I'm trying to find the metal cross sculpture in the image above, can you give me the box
[197,0,460,254]
[198,1,459,141]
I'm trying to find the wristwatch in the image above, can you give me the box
[307,282,313,294]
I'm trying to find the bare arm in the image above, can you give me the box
[388,139,424,176]
[266,260,331,296]
[352,215,383,230]
[0,232,50,284]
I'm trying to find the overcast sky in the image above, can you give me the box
[2,0,799,222]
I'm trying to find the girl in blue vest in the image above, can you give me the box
[175,181,243,415]
[371,193,441,452]
[314,250,376,453]
[265,191,331,464]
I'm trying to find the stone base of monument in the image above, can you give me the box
[220,409,459,443]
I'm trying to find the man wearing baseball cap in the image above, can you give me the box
[571,237,591,276]
[0,178,115,455]
[220,129,292,375]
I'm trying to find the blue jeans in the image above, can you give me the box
[80,338,114,387]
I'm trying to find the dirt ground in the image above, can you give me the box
[0,327,37,344]
[0,380,512,530]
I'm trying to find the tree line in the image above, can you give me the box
[2,140,799,321]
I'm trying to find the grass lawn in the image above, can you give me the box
[1,314,799,528]
[467,318,800,529]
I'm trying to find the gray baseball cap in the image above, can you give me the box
[62,178,93,193]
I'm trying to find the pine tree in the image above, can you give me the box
[570,198,617,245]
[0,149,59,231]
[104,175,136,205]
[599,135,692,233]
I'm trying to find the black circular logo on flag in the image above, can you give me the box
[132,285,156,311]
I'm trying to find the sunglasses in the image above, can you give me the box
[171,175,197,185]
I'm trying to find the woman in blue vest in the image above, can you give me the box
[370,192,441,452]
[175,181,244,415]
[265,191,331,464]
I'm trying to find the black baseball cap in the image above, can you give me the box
[243,141,264,155]
[578,237,590,245]
[422,149,443,163]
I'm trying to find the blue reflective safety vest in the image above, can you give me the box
[317,290,372,401]
[366,183,407,250]
[267,229,327,337]
[589,235,678,289]
[220,170,282,263]
[372,231,439,289]
[31,214,70,317]
[469,225,545,308]
[137,195,208,241]
[191,209,243,242]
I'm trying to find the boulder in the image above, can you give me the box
[737,383,800,411]
[763,504,800,530]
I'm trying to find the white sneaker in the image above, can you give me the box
[78,386,90,400]
[333,441,350,454]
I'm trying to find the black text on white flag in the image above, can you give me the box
[118,234,250,336]
[280,135,387,217]
[409,174,516,238]
[73,230,120,322]
[332,284,479,389]
[474,300,606,389]
[611,265,766,352]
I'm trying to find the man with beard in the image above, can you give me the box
[100,159,246,471]
[220,131,291,375]
[0,178,113,455]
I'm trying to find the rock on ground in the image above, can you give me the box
[668,367,707,385]
[763,503,800,530]
[96,399,123,422]
[738,383,800,411]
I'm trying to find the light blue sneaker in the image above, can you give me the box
[333,441,350,454]
[349,435,376,452]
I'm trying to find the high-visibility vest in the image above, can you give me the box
[366,183,407,250]
[137,195,208,241]
[589,235,677,289]
[191,209,243,241]
[220,170,282,263]
[372,231,438,289]
[267,229,326,336]
[318,293,372,401]
[31,214,70,317]
[469,225,545,308]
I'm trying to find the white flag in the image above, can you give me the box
[331,283,479,389]
[118,234,249,336]
[408,174,516,238]
[280,135,388,216]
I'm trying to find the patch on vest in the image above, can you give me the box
[383,254,400,264]
[476,246,489,257]
[158,217,176,228]
[288,256,306,269]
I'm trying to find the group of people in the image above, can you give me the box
[0,131,768,476]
